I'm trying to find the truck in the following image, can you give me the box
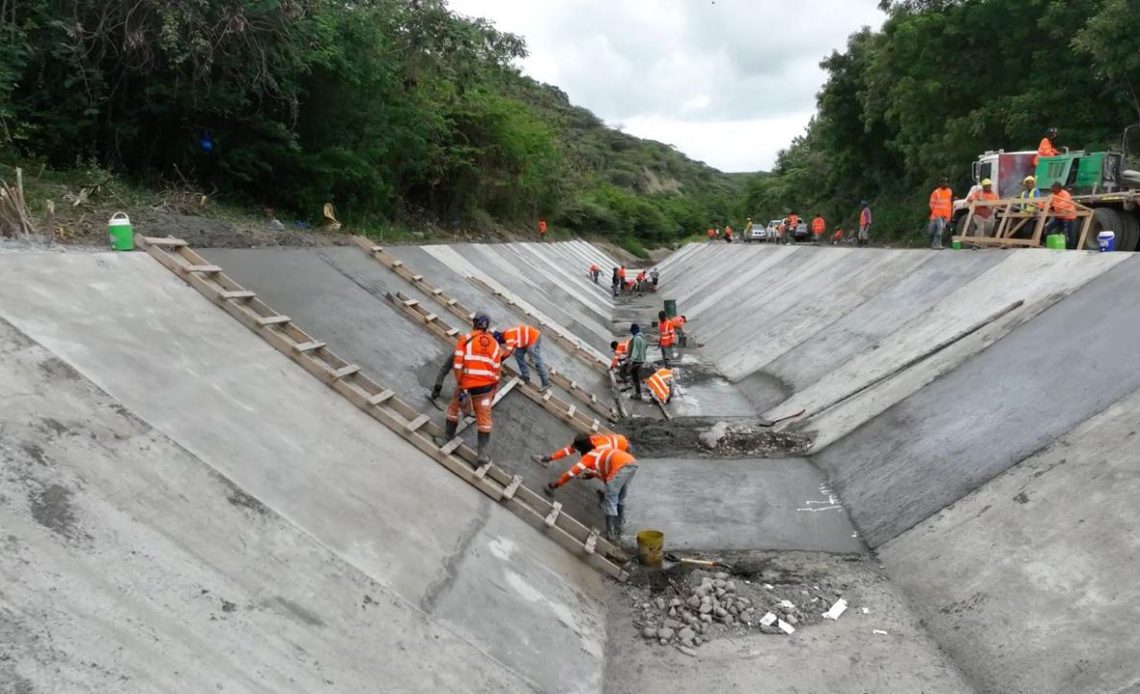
[953,126,1140,250]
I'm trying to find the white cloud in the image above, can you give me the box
[448,0,884,171]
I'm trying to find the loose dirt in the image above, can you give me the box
[620,416,811,458]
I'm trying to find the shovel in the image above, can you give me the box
[664,552,733,572]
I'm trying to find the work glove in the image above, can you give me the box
[544,482,557,497]
[430,385,442,399]
[530,454,551,467]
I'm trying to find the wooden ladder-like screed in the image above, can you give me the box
[136,235,628,581]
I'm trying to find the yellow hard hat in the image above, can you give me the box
[981,178,993,186]
[1023,175,1036,184]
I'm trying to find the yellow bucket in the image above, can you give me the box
[636,530,664,568]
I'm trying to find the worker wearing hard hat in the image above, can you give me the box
[1033,127,1060,167]
[966,178,1000,237]
[1017,176,1042,212]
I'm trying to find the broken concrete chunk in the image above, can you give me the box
[698,421,730,449]
[822,598,848,621]
[872,629,888,636]
[778,599,796,610]
[777,619,796,635]
[655,597,666,610]
[759,612,778,627]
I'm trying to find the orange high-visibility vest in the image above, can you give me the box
[811,217,826,234]
[658,318,675,347]
[673,316,686,329]
[647,368,673,404]
[555,447,637,487]
[617,267,626,280]
[707,228,715,238]
[454,330,502,390]
[1033,137,1059,166]
[549,433,630,463]
[589,264,600,273]
[610,339,630,369]
[967,189,1000,218]
[787,214,799,228]
[929,187,953,220]
[538,220,547,233]
[502,325,540,353]
[1050,189,1077,220]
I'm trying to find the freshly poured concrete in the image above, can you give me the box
[0,252,607,693]
[626,457,861,553]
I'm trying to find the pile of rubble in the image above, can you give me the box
[631,569,850,655]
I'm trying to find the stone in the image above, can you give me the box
[726,581,737,592]
[670,598,682,608]
[698,421,729,449]
[715,572,729,580]
[655,597,666,610]
[724,614,735,625]
[700,614,712,623]
[715,588,726,598]
[664,619,681,630]
[699,603,712,614]
[714,579,726,589]
[659,639,668,646]
[786,615,798,625]
[687,595,700,608]
[658,627,675,640]
[678,627,695,640]
[701,595,711,607]
[642,627,656,639]
[668,607,677,617]
[678,645,699,658]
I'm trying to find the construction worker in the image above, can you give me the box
[724,225,734,243]
[496,324,550,391]
[617,266,627,294]
[628,324,647,400]
[646,367,675,406]
[531,431,631,467]
[649,267,659,287]
[589,263,601,284]
[706,227,716,241]
[1046,181,1078,249]
[858,201,872,246]
[672,314,687,347]
[811,213,826,241]
[744,217,753,238]
[544,446,639,542]
[967,178,1000,237]
[1033,127,1060,167]
[776,220,787,244]
[445,310,502,467]
[538,218,548,240]
[635,269,648,291]
[609,338,631,380]
[928,177,953,249]
[1018,175,1042,212]
[655,310,675,365]
[787,212,800,244]
[611,267,620,298]
[831,227,845,245]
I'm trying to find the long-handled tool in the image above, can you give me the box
[664,552,733,572]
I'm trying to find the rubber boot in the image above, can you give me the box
[436,419,458,447]
[475,431,491,468]
[604,515,621,543]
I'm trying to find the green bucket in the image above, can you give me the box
[108,212,134,251]
[663,299,677,318]
[1045,233,1066,250]
[951,239,962,250]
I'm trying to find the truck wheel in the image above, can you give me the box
[1117,209,1140,251]
[1087,207,1124,250]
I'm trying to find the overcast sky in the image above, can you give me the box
[447,0,884,172]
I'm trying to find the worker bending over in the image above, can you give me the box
[531,432,630,467]
[649,268,659,287]
[545,446,639,542]
[672,314,688,347]
[646,367,674,406]
[496,324,550,392]
[589,263,601,283]
[445,310,502,468]
[610,338,630,380]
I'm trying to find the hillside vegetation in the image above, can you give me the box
[747,0,1140,239]
[0,0,748,246]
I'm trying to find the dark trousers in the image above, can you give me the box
[631,362,644,396]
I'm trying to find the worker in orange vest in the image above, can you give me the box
[617,266,627,293]
[1033,127,1060,167]
[445,310,502,468]
[609,338,631,380]
[495,324,550,391]
[706,228,716,241]
[776,220,787,244]
[672,314,687,347]
[858,201,872,246]
[589,263,601,283]
[724,225,734,243]
[966,178,1000,237]
[538,218,548,240]
[635,270,648,291]
[786,212,800,244]
[645,367,674,406]
[831,228,845,245]
[928,177,953,249]
[655,310,675,365]
[545,446,639,541]
[531,432,631,467]
[1046,181,1078,248]
[811,214,826,241]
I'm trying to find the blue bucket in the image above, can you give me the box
[1097,231,1116,252]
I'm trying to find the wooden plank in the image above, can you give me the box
[141,236,188,247]
[184,264,222,274]
[219,290,256,300]
[502,475,523,500]
[405,414,430,432]
[256,315,291,327]
[440,437,464,455]
[584,530,599,555]
[332,365,361,380]
[293,341,326,353]
[544,502,563,527]
[367,389,395,406]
